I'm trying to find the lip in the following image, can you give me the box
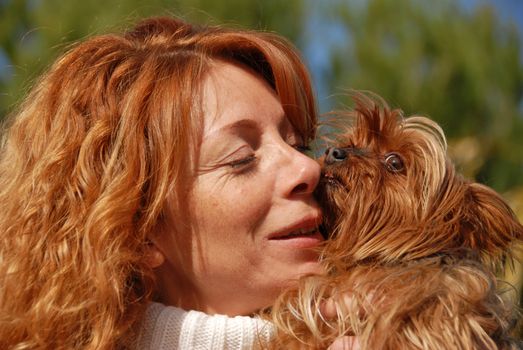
[267,213,323,248]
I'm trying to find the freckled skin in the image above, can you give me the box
[154,61,323,316]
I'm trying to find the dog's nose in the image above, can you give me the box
[325,147,347,164]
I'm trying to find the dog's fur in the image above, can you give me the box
[267,93,523,349]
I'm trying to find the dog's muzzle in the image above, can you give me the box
[325,147,347,164]
[325,146,367,165]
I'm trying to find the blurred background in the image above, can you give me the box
[1,0,522,336]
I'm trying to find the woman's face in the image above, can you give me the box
[155,61,323,316]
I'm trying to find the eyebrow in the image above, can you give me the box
[204,118,261,140]
[221,118,260,132]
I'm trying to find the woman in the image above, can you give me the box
[0,16,350,349]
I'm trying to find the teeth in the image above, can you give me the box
[286,227,317,237]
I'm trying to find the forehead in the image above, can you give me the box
[200,61,287,136]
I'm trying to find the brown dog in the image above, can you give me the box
[268,93,523,349]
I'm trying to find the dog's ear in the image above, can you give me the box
[460,182,523,261]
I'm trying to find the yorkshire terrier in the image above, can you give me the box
[267,93,523,349]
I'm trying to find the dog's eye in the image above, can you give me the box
[384,153,404,172]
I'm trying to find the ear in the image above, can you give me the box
[144,240,166,268]
[461,182,523,261]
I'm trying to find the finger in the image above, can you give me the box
[327,336,360,350]
[320,298,337,319]
[320,293,357,320]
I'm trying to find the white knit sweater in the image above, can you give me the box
[131,302,274,349]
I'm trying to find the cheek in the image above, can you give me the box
[190,176,273,237]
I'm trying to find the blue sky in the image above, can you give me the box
[460,0,523,34]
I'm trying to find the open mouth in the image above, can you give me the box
[268,224,323,249]
[270,226,320,240]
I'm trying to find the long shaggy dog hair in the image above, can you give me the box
[268,93,523,349]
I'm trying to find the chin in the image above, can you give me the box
[283,260,325,287]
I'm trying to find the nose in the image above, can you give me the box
[324,147,347,165]
[286,150,321,197]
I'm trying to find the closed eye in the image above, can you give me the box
[228,155,257,168]
[294,145,311,152]
[292,144,312,157]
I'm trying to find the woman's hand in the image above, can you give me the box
[328,336,360,350]
[322,297,361,350]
